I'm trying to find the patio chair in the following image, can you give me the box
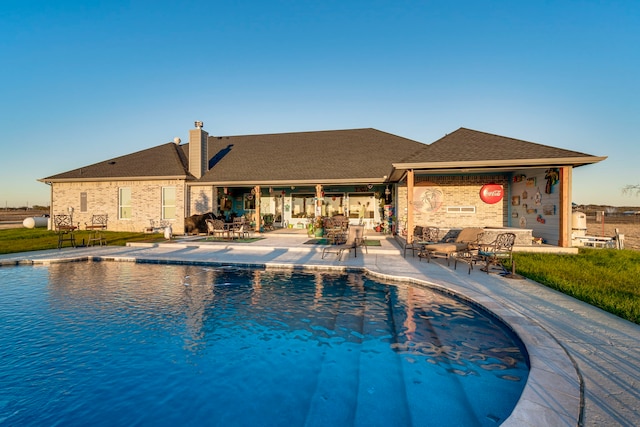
[477,232,516,274]
[262,214,275,231]
[232,223,252,240]
[321,224,366,260]
[423,226,440,244]
[418,227,484,265]
[331,214,349,230]
[324,217,348,244]
[85,214,108,246]
[325,226,347,245]
[403,226,423,257]
[206,219,229,240]
[54,214,78,249]
[404,227,440,258]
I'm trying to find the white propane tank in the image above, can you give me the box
[572,211,587,237]
[23,216,49,229]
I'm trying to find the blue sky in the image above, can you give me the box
[1,0,639,208]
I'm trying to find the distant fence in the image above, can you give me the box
[586,212,640,225]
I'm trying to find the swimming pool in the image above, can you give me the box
[0,262,528,426]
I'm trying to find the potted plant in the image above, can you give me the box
[314,216,324,237]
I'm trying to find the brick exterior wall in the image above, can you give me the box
[398,174,509,234]
[51,179,187,233]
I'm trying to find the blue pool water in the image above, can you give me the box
[0,262,528,426]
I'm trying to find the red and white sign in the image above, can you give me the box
[480,184,504,204]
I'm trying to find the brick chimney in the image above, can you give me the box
[189,121,208,178]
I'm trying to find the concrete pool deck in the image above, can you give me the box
[1,232,638,426]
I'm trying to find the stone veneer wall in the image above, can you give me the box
[397,174,510,235]
[51,179,186,233]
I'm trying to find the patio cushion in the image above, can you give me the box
[455,227,484,243]
[424,242,468,253]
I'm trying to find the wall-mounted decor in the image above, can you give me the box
[511,212,519,218]
[519,217,527,228]
[526,177,536,187]
[513,174,526,183]
[545,168,560,194]
[413,184,444,213]
[511,195,520,206]
[522,190,528,199]
[543,205,556,215]
[480,183,504,204]
[534,189,542,205]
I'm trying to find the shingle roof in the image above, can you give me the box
[41,127,605,184]
[190,128,426,184]
[401,128,599,164]
[41,143,190,181]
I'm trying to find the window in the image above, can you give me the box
[80,192,87,212]
[323,194,344,217]
[119,187,132,219]
[162,187,176,219]
[291,194,314,218]
[348,194,375,219]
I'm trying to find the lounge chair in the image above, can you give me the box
[321,224,366,260]
[419,227,484,265]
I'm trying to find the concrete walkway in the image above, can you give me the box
[1,231,638,426]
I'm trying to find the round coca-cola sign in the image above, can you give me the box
[480,184,504,204]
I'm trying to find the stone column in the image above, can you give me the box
[254,185,261,232]
[406,170,414,243]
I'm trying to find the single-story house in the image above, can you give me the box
[40,122,606,247]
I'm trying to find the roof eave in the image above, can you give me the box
[392,156,607,170]
[39,175,190,183]
[190,177,388,187]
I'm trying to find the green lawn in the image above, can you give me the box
[0,228,165,254]
[1,228,638,324]
[509,249,640,324]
